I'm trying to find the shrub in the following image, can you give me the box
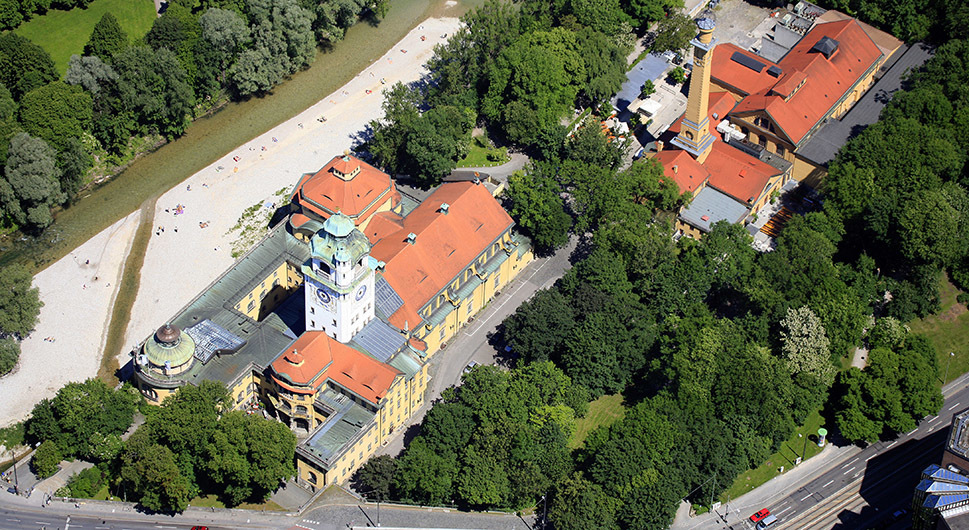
[32,440,61,478]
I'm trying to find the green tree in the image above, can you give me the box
[65,467,104,498]
[569,0,628,35]
[548,473,620,530]
[507,170,571,252]
[565,118,623,169]
[651,13,695,54]
[623,0,682,28]
[19,82,93,152]
[392,437,458,505]
[0,263,41,337]
[65,55,119,98]
[640,79,656,99]
[1,132,63,231]
[0,336,18,375]
[668,66,686,84]
[355,454,397,501]
[403,105,475,188]
[113,46,194,138]
[0,33,57,100]
[200,8,250,81]
[502,288,574,364]
[57,138,93,200]
[120,428,192,512]
[84,12,129,60]
[0,0,22,30]
[32,439,61,478]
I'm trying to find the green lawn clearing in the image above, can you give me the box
[456,134,509,168]
[189,494,287,511]
[720,408,826,503]
[569,393,626,449]
[909,274,969,385]
[14,0,156,74]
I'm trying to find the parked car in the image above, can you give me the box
[892,508,908,521]
[463,361,480,374]
[750,508,771,523]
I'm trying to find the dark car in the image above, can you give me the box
[750,508,771,523]
[892,509,908,521]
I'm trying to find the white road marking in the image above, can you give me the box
[865,454,876,461]
[800,493,813,501]
[822,480,834,488]
[929,416,941,424]
[888,440,898,448]
[776,506,794,516]
[908,428,918,435]
[949,402,962,410]
[928,426,936,432]
[34,523,51,526]
[843,466,856,475]
[843,457,859,467]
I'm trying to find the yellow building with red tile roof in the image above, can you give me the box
[134,152,532,493]
[290,153,401,233]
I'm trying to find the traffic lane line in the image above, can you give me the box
[822,480,834,488]
[950,402,962,410]
[843,466,856,475]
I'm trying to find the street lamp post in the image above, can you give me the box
[944,352,956,384]
[541,494,548,528]
[10,449,18,495]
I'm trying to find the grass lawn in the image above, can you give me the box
[456,134,509,168]
[188,494,287,511]
[14,0,156,74]
[569,393,626,449]
[909,274,969,385]
[719,409,826,503]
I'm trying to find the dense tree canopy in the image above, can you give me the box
[0,262,41,337]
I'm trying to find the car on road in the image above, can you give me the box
[892,508,908,520]
[191,526,208,530]
[750,508,771,523]
[463,360,480,374]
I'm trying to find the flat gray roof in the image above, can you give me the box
[679,186,750,233]
[798,43,932,165]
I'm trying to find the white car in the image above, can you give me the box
[463,361,480,374]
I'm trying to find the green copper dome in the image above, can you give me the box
[144,324,196,369]
[323,212,355,238]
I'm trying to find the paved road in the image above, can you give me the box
[676,371,969,529]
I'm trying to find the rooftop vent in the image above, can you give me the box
[440,202,450,214]
[767,65,783,77]
[811,36,839,59]
[407,232,417,244]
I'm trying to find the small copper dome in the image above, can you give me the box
[155,324,181,344]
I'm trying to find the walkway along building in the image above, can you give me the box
[132,153,533,491]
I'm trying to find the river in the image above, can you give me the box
[0,0,483,272]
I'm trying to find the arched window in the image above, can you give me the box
[308,471,318,484]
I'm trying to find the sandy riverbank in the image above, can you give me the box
[0,211,140,426]
[121,17,462,368]
[0,16,462,427]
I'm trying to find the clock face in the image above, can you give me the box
[355,284,367,301]
[316,287,332,307]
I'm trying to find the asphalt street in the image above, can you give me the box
[679,371,969,530]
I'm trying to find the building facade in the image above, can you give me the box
[132,153,531,491]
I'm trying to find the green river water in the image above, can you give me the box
[1,0,482,272]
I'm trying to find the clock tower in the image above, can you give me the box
[301,212,375,342]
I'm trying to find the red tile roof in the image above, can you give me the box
[712,19,883,144]
[270,331,401,404]
[369,182,514,330]
[660,91,780,204]
[704,141,781,204]
[291,154,400,225]
[654,150,709,194]
[365,211,405,245]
